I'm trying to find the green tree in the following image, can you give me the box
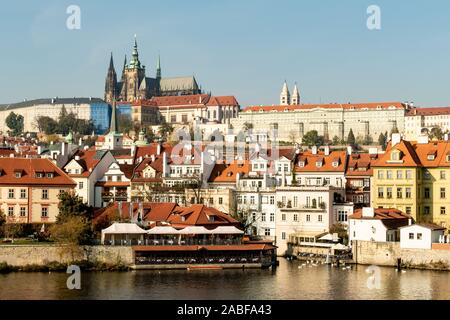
[5,112,24,136]
[378,133,387,151]
[117,114,133,133]
[347,129,356,146]
[231,207,256,235]
[35,116,59,134]
[0,210,5,238]
[55,191,93,244]
[158,122,174,140]
[429,127,443,140]
[302,130,324,147]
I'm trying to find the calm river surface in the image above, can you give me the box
[1,259,450,300]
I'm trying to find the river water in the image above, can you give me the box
[1,259,449,300]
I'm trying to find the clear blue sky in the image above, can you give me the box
[1,0,450,107]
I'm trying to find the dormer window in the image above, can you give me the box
[427,151,437,161]
[15,171,22,178]
[316,161,323,168]
[298,161,305,167]
[447,154,450,162]
[35,172,44,178]
[46,172,54,178]
[390,149,402,161]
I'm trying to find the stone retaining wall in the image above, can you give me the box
[0,245,134,267]
[352,241,450,269]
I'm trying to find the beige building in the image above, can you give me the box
[0,158,76,224]
[231,101,407,143]
[404,107,450,140]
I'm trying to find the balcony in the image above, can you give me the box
[278,202,327,212]
[102,191,128,202]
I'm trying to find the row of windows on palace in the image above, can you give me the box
[376,169,448,180]
[377,186,448,200]
[0,188,65,199]
[5,206,49,218]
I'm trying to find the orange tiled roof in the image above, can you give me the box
[345,153,377,176]
[208,161,250,183]
[206,96,239,107]
[294,150,347,173]
[0,158,75,186]
[406,107,450,116]
[168,204,239,226]
[242,102,405,113]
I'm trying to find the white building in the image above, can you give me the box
[348,208,411,243]
[275,185,345,255]
[230,100,407,143]
[400,223,446,249]
[0,97,110,134]
[404,107,450,140]
[63,148,115,206]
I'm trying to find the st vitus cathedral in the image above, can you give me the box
[104,36,201,104]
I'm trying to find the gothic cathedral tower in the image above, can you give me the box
[280,81,290,105]
[104,53,117,104]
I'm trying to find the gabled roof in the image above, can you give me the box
[349,208,411,230]
[65,149,108,177]
[159,76,199,92]
[374,140,422,167]
[206,96,239,107]
[167,204,239,227]
[0,158,76,186]
[345,153,376,176]
[294,150,347,173]
[151,93,209,107]
[208,161,250,183]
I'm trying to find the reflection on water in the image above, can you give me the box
[1,259,449,300]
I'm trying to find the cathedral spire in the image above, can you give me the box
[129,34,141,69]
[280,80,290,105]
[291,82,300,105]
[109,52,115,70]
[109,97,119,134]
[156,54,161,79]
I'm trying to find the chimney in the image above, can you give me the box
[131,144,136,157]
[323,145,330,156]
[9,153,14,158]
[61,142,66,156]
[311,145,318,155]
[391,133,401,147]
[84,145,89,151]
[157,143,161,155]
[75,155,80,161]
[346,146,352,155]
[408,218,412,226]
[445,134,449,141]
[369,147,378,155]
[37,145,42,155]
[150,154,155,162]
[362,207,375,218]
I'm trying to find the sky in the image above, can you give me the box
[1,0,450,108]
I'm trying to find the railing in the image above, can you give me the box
[135,255,263,265]
[102,192,128,200]
[103,238,242,246]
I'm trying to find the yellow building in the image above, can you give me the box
[372,134,450,231]
[0,158,76,224]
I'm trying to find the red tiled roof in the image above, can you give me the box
[206,96,239,107]
[345,153,377,176]
[151,94,210,107]
[0,158,76,186]
[294,150,347,172]
[67,148,104,177]
[349,208,411,229]
[168,204,239,226]
[243,102,405,113]
[406,107,450,116]
[209,161,250,183]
